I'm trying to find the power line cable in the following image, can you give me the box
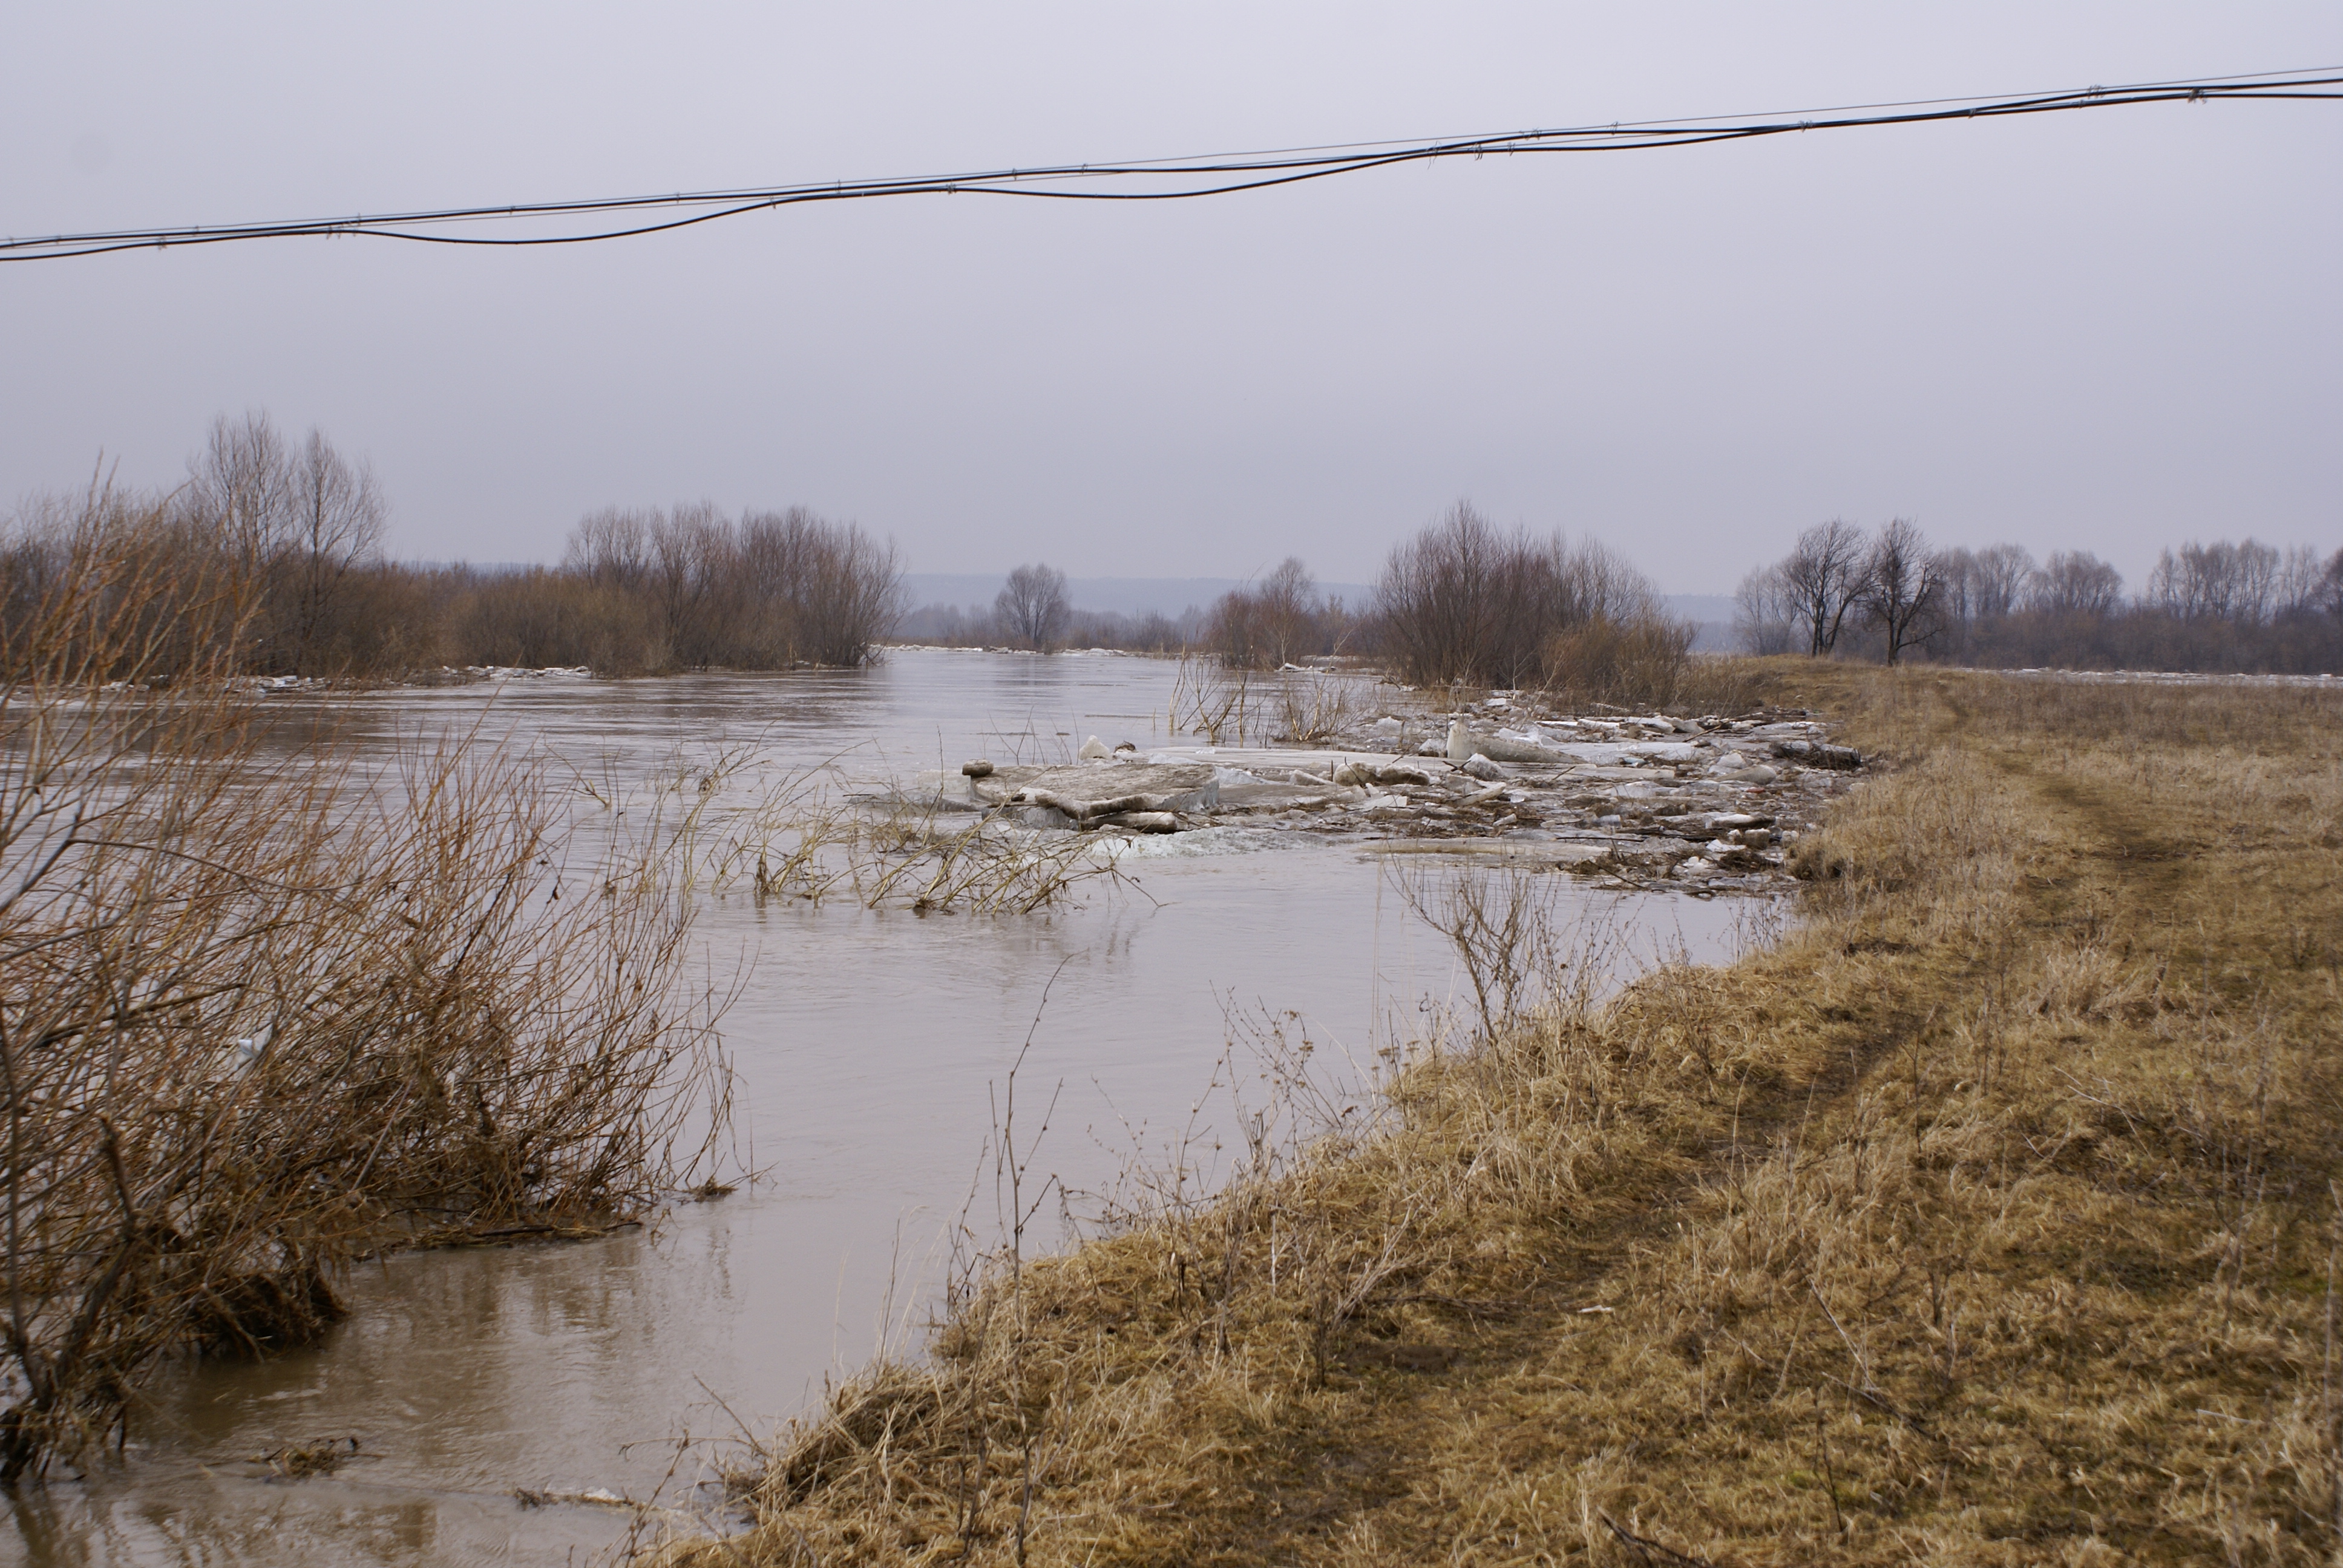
[4,70,2336,264]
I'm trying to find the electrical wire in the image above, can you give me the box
[5,70,2336,264]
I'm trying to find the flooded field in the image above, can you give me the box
[4,651,1769,1567]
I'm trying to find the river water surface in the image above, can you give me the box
[5,651,1765,1567]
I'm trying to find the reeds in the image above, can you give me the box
[1167,655,1259,746]
[1271,668,1365,744]
[0,494,729,1477]
[820,812,1127,916]
[1164,655,1363,748]
[568,746,1129,916]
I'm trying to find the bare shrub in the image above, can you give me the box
[1374,501,1664,687]
[1392,866,1587,1041]
[1734,563,1800,655]
[454,567,660,673]
[1167,656,1259,745]
[0,493,727,1476]
[1269,668,1362,743]
[1541,613,1701,710]
[578,746,1131,916]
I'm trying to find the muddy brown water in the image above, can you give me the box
[4,651,1766,1566]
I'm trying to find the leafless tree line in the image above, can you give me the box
[496,501,909,672]
[1736,518,2343,673]
[451,501,907,673]
[0,414,420,680]
[4,415,907,681]
[900,514,1697,703]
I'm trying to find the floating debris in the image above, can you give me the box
[876,696,1861,897]
[251,1436,365,1479]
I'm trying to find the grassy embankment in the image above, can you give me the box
[674,665,2343,1566]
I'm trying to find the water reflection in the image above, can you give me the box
[7,653,1768,1567]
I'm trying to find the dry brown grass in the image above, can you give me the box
[661,664,2343,1566]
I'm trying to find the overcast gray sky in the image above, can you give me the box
[5,4,2337,595]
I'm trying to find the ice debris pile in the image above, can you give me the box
[896,694,1864,895]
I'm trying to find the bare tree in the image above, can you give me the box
[1732,563,1799,655]
[1779,518,1872,656]
[274,430,385,672]
[1210,558,1325,669]
[566,508,654,592]
[995,563,1070,653]
[648,502,730,667]
[771,508,908,666]
[1860,517,1946,665]
[186,414,389,674]
[188,411,295,572]
[1971,543,2036,620]
[2030,550,2125,616]
[1936,546,1979,635]
[1375,502,1510,685]
[2273,544,2330,618]
[1253,557,1320,668]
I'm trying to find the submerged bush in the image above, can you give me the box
[0,494,727,1476]
[1372,501,1670,688]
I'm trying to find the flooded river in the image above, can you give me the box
[4,651,1765,1566]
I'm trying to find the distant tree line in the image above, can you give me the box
[1,414,908,679]
[25,416,2329,687]
[894,564,1206,654]
[1736,517,2343,673]
[893,560,1366,661]
[890,505,1705,707]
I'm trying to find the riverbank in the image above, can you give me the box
[669,664,2343,1565]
